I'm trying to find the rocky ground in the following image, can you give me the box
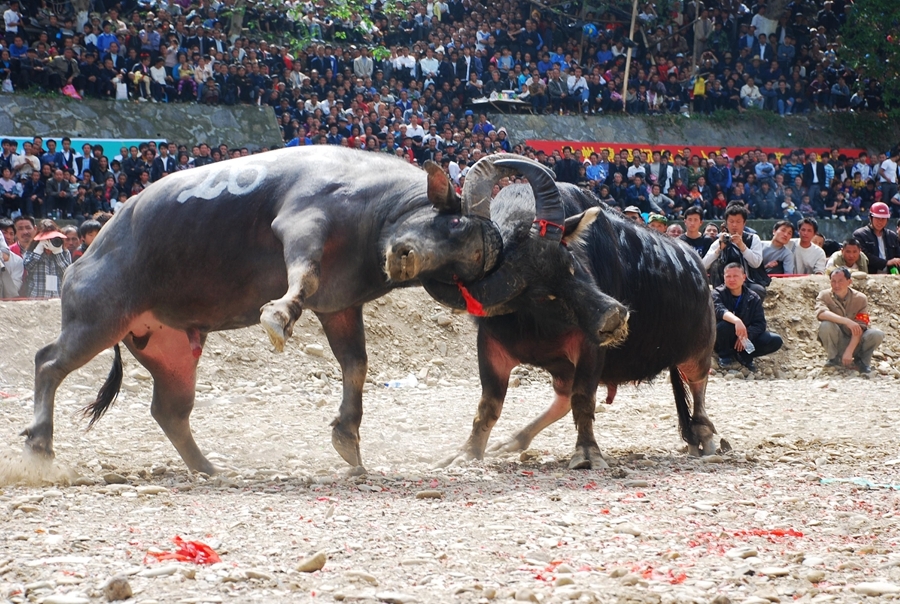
[1,277,899,604]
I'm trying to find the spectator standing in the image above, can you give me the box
[789,217,826,275]
[0,236,24,297]
[877,153,899,211]
[815,267,883,373]
[762,220,796,275]
[23,221,71,299]
[852,202,900,274]
[679,206,714,257]
[703,203,767,298]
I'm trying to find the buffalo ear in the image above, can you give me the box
[424,160,460,213]
[562,207,601,247]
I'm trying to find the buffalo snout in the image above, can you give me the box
[385,244,424,282]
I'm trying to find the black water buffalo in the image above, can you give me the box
[26,147,626,475]
[424,155,717,469]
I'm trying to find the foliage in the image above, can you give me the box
[232,0,409,61]
[841,0,900,111]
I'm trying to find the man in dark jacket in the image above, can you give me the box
[852,201,900,274]
[803,151,827,200]
[712,262,783,371]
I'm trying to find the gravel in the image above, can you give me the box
[1,277,899,603]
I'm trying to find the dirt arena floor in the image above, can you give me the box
[1,277,899,603]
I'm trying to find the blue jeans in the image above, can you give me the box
[777,98,793,115]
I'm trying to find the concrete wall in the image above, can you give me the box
[494,113,900,156]
[0,96,283,150]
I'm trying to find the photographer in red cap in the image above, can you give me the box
[852,202,900,274]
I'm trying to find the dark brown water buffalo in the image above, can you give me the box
[25,148,627,475]
[424,155,717,469]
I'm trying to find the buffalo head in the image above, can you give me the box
[383,161,503,284]
[422,155,629,347]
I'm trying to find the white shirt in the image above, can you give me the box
[702,232,764,270]
[419,56,439,76]
[4,8,20,33]
[751,13,777,37]
[627,164,646,179]
[150,65,168,85]
[406,124,425,139]
[788,240,826,274]
[879,158,898,184]
[567,75,587,93]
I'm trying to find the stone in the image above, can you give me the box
[296,551,327,573]
[554,576,575,587]
[415,490,443,499]
[345,570,378,585]
[103,577,133,601]
[514,588,538,602]
[726,547,758,559]
[758,567,790,577]
[41,597,90,604]
[854,582,900,596]
[102,473,127,485]
[620,573,641,586]
[805,570,826,583]
[614,523,641,536]
[375,592,417,603]
[305,344,325,357]
[710,596,731,604]
[245,570,274,581]
[136,486,168,495]
[624,480,649,487]
[139,565,179,577]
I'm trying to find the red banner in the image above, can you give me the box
[525,140,866,163]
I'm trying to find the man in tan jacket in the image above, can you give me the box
[815,267,883,373]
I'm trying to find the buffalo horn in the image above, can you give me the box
[491,156,564,243]
[459,155,517,219]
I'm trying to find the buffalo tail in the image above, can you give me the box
[670,366,698,447]
[82,344,123,430]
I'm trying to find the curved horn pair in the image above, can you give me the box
[424,154,564,313]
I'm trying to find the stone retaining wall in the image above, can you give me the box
[0,95,283,150]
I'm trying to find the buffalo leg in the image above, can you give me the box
[487,368,574,455]
[260,211,326,352]
[25,320,128,458]
[124,328,215,474]
[679,358,717,457]
[568,351,606,470]
[319,307,368,468]
[439,331,518,467]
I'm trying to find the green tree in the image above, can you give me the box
[841,0,900,112]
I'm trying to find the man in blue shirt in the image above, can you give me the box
[96,22,118,55]
[9,35,28,59]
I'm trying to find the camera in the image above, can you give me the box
[721,233,731,243]
[49,237,64,248]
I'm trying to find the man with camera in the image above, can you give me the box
[22,221,72,299]
[703,202,768,298]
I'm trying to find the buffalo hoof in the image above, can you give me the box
[21,427,55,459]
[260,305,291,352]
[436,448,480,469]
[189,458,218,476]
[568,446,609,470]
[331,422,363,468]
[487,433,532,455]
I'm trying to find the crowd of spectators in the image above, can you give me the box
[0,0,890,125]
[559,144,900,223]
